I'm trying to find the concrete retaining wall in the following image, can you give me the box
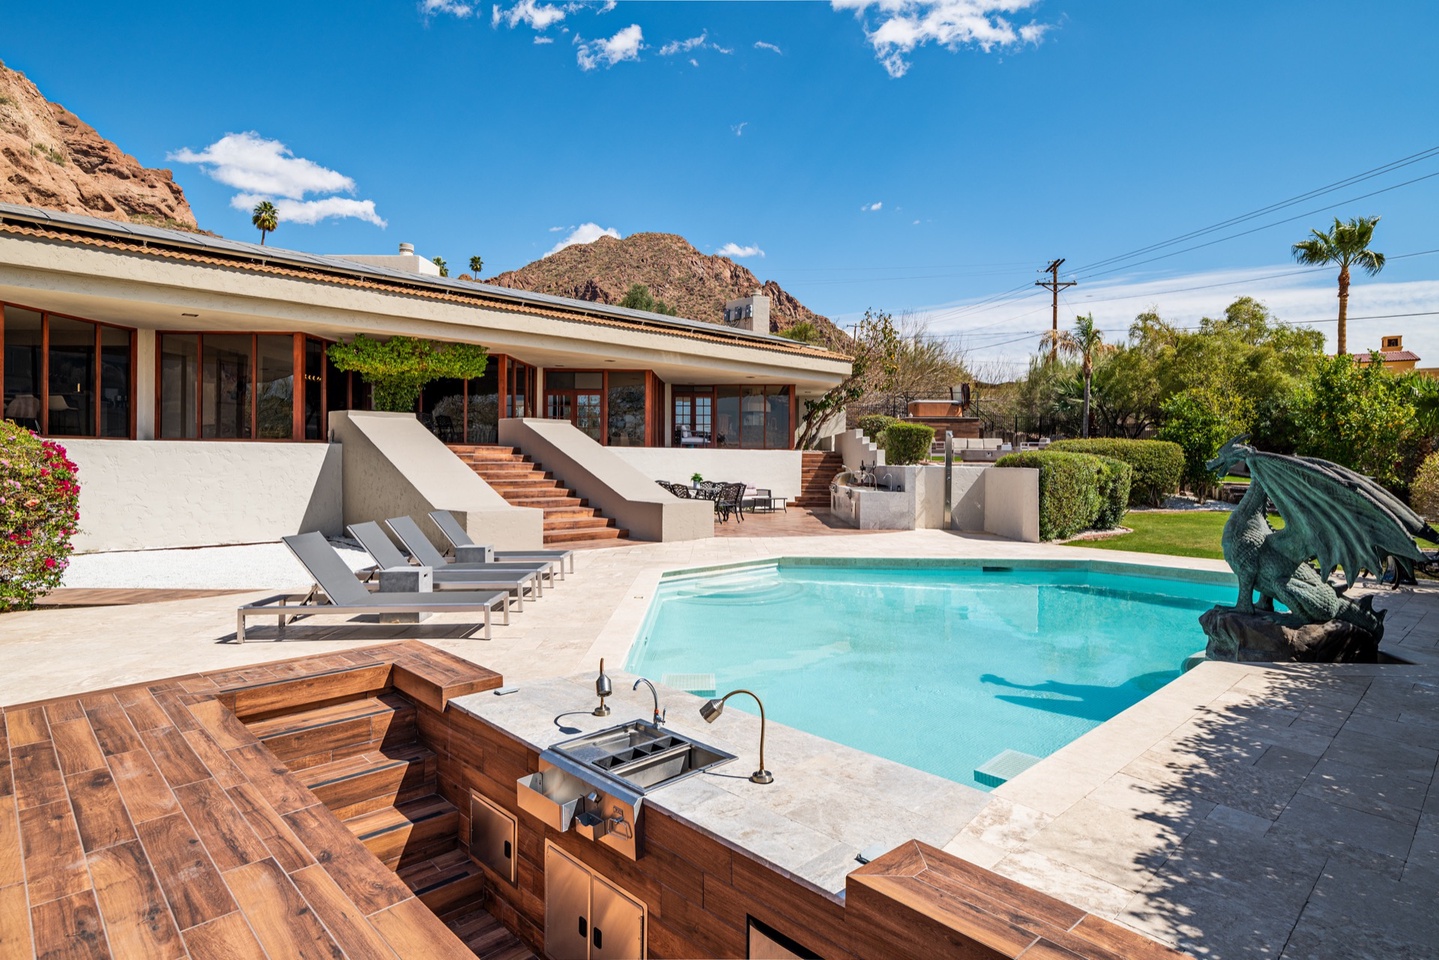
[331,411,543,550]
[610,448,802,501]
[65,439,343,552]
[828,462,1040,542]
[500,418,713,542]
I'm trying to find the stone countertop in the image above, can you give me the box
[449,671,991,895]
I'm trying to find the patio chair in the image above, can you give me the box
[666,482,692,498]
[718,481,747,523]
[386,516,555,591]
[425,510,575,577]
[347,521,543,608]
[235,532,509,643]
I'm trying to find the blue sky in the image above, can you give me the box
[7,1,1439,371]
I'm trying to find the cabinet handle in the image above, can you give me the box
[593,926,603,950]
[578,916,587,938]
[503,840,511,860]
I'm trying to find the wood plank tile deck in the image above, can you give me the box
[0,641,501,959]
[35,588,252,608]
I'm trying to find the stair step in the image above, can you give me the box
[345,794,459,868]
[447,908,537,960]
[298,743,437,819]
[544,516,617,531]
[546,528,625,544]
[246,692,417,768]
[399,848,488,919]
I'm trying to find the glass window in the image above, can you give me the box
[202,334,253,439]
[766,386,791,449]
[160,334,199,439]
[304,338,325,440]
[422,378,466,443]
[256,335,295,439]
[546,371,575,392]
[575,393,602,441]
[715,387,740,447]
[3,306,42,431]
[100,326,131,438]
[468,364,499,443]
[47,317,97,437]
[607,372,646,447]
[740,386,765,449]
[575,372,603,390]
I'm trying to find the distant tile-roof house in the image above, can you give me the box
[1353,335,1420,371]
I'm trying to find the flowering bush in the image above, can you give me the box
[0,422,80,612]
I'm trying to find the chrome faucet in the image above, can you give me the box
[632,677,665,727]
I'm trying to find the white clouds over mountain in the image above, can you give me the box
[547,222,621,255]
[717,243,765,259]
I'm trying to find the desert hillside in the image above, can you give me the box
[0,61,197,230]
[485,232,849,350]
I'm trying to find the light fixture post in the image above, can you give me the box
[700,689,773,784]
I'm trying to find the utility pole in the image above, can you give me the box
[1036,259,1076,362]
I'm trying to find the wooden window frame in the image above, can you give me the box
[671,383,797,450]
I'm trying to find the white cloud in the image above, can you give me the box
[754,40,783,54]
[232,194,387,228]
[689,58,699,67]
[492,0,567,30]
[169,132,354,199]
[913,219,921,225]
[171,132,386,230]
[732,121,748,137]
[547,222,621,255]
[832,0,1051,78]
[576,23,643,69]
[660,32,708,56]
[548,224,571,232]
[862,201,883,211]
[717,243,765,259]
[422,0,474,18]
[534,35,554,44]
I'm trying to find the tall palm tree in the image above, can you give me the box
[432,256,448,277]
[251,201,278,246]
[1292,215,1385,355]
[1040,313,1113,438]
[469,255,483,277]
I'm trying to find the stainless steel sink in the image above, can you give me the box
[549,720,735,793]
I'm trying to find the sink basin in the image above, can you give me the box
[550,721,735,793]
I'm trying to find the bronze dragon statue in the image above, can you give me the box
[1202,437,1439,660]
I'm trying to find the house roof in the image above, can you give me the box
[1354,349,1421,363]
[0,202,851,363]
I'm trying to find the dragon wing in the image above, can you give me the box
[1246,452,1428,581]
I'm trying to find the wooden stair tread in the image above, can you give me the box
[246,692,413,741]
[447,908,537,960]
[345,794,456,840]
[454,444,626,546]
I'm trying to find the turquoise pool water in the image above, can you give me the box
[626,560,1234,791]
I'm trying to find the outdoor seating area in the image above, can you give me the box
[654,478,769,522]
[235,514,576,643]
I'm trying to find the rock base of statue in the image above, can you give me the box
[1199,606,1381,663]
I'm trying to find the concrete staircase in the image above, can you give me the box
[796,451,844,508]
[448,444,627,545]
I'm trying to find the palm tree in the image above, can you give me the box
[251,201,278,245]
[432,256,448,277]
[1040,313,1113,438]
[469,255,483,277]
[1292,215,1385,355]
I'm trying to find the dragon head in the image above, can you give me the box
[1206,435,1254,476]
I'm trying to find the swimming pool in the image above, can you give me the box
[626,559,1234,790]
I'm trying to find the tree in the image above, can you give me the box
[618,283,677,316]
[432,256,449,278]
[1040,314,1113,438]
[779,321,822,345]
[795,309,899,449]
[327,335,489,412]
[856,314,970,419]
[251,201,278,246]
[1291,352,1415,489]
[469,255,483,277]
[1292,215,1385,355]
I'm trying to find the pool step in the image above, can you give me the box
[661,673,716,698]
[974,749,1041,788]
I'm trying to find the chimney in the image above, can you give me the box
[398,242,415,256]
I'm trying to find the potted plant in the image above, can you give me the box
[691,472,704,487]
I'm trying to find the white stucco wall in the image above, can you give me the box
[610,448,803,501]
[982,466,1040,543]
[827,461,1039,542]
[834,428,883,471]
[64,440,343,552]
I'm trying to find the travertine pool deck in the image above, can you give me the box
[4,528,1438,957]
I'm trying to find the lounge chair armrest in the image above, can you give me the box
[379,565,433,593]
[455,544,494,564]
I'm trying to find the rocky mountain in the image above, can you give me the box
[0,61,198,231]
[484,233,850,350]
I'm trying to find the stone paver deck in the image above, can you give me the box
[4,528,1438,957]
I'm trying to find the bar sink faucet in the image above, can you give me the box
[632,677,665,726]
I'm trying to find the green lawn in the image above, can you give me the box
[1072,510,1438,561]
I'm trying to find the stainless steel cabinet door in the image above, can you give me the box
[470,793,517,884]
[590,873,645,960]
[545,845,592,960]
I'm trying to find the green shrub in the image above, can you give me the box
[1092,456,1132,530]
[995,450,1129,540]
[328,335,490,412]
[1,424,80,612]
[1047,438,1182,506]
[856,414,898,442]
[880,422,936,465]
[1411,451,1439,520]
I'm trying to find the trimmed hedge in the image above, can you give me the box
[1,423,80,612]
[880,422,936,465]
[995,450,1129,540]
[856,414,899,442]
[1047,438,1183,507]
